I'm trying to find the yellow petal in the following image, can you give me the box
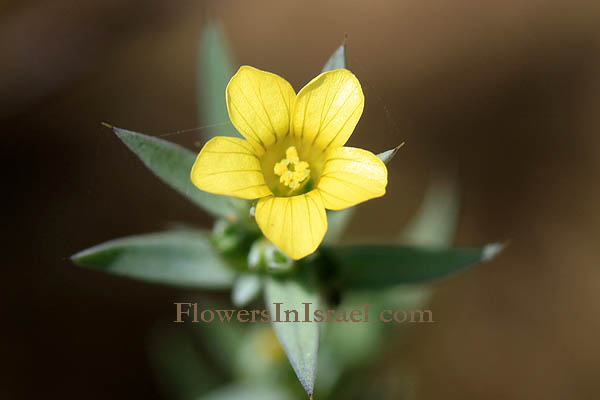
[191,137,272,199]
[226,66,296,155]
[292,69,364,151]
[317,147,387,210]
[255,190,327,260]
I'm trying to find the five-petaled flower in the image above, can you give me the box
[191,66,388,260]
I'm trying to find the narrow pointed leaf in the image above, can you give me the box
[199,21,239,139]
[264,272,320,396]
[321,243,503,289]
[322,42,347,72]
[72,230,235,288]
[114,126,243,218]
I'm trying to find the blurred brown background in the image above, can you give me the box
[3,0,600,399]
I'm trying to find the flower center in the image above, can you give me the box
[273,146,311,191]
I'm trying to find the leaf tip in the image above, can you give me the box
[69,252,85,266]
[482,242,505,261]
[389,142,405,160]
[111,126,138,144]
[112,126,126,137]
[100,121,113,129]
[70,246,94,264]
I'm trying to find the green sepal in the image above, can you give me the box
[376,143,404,164]
[322,41,347,72]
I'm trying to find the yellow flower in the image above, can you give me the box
[191,66,388,259]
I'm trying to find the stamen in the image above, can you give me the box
[273,146,311,191]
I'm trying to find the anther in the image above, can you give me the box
[273,146,311,190]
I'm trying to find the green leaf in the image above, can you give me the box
[376,143,403,165]
[71,230,236,288]
[199,21,239,140]
[231,273,262,307]
[321,243,503,289]
[264,271,320,396]
[113,126,242,218]
[322,42,347,72]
